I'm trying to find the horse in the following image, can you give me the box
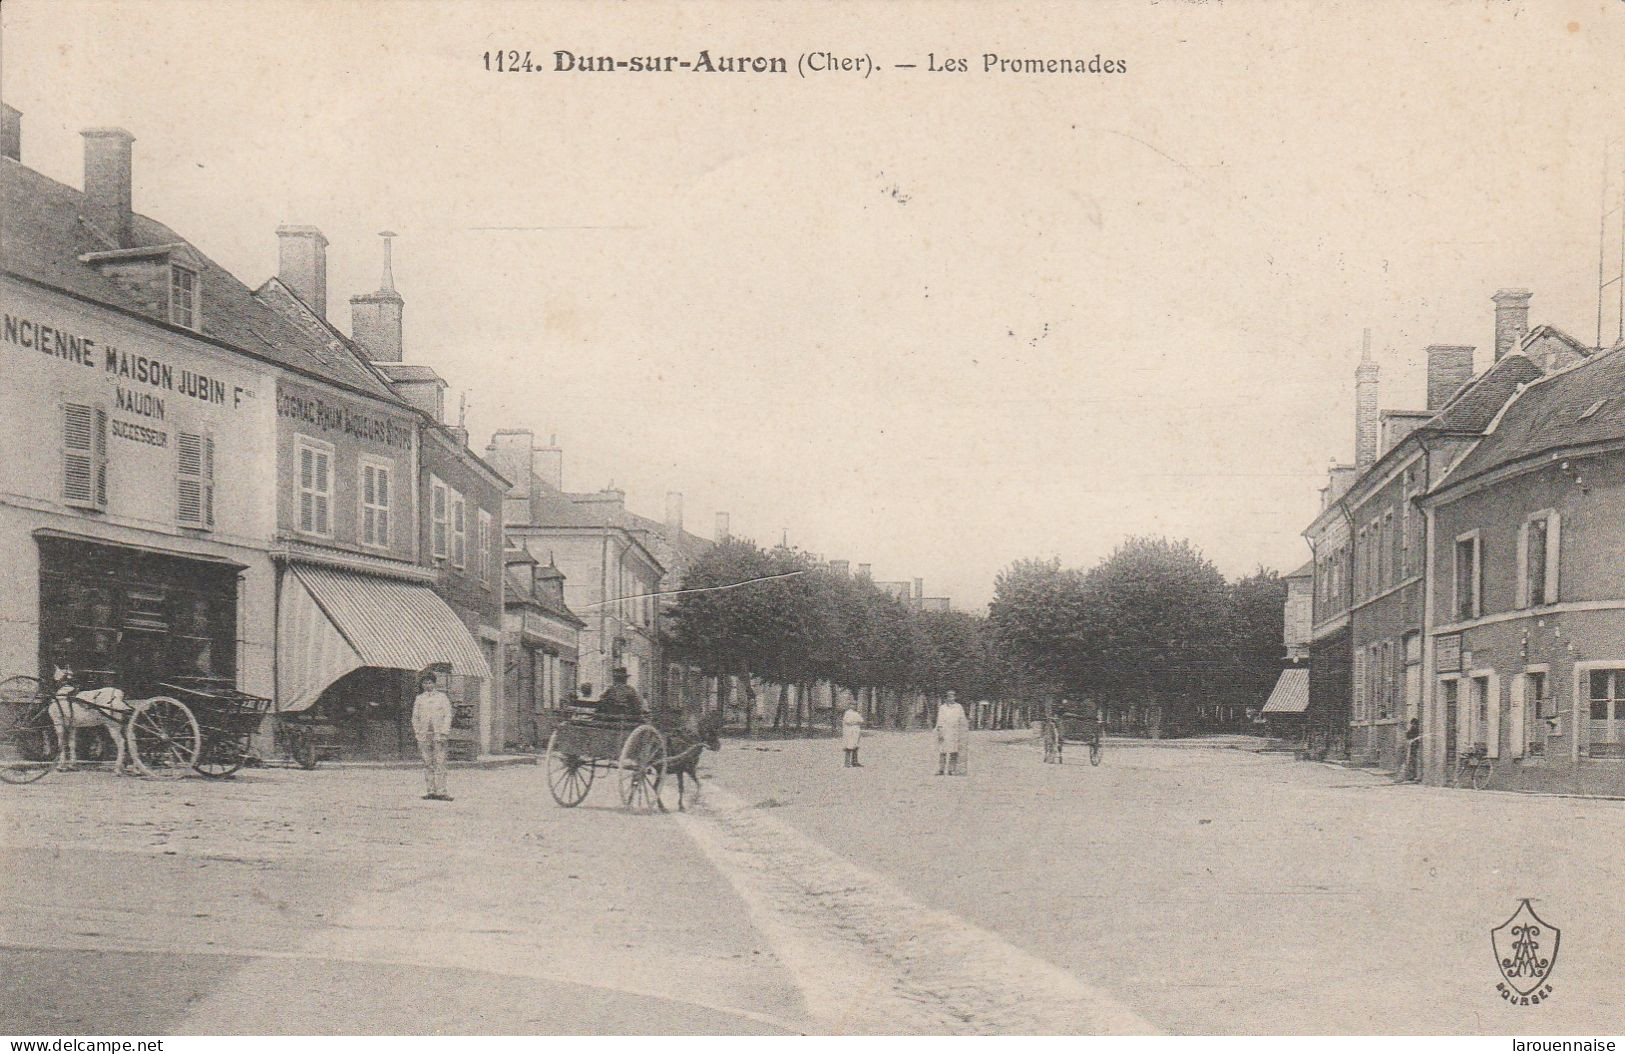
[658,713,722,812]
[47,670,134,774]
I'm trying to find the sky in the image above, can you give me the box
[4,0,1622,610]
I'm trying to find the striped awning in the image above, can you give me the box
[1261,668,1310,715]
[276,563,490,712]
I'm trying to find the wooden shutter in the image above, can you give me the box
[1509,676,1526,759]
[62,403,107,509]
[177,432,213,527]
[1486,677,1501,758]
[1516,522,1530,608]
[1544,512,1561,605]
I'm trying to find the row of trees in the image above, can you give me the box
[988,537,1287,733]
[665,534,1287,736]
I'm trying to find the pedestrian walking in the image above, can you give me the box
[1403,717,1422,782]
[842,698,864,767]
[935,690,968,776]
[412,667,454,801]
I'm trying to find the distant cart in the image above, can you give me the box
[544,710,669,812]
[1039,707,1103,766]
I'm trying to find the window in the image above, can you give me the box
[430,477,448,559]
[1453,533,1481,620]
[1519,512,1560,608]
[476,508,492,584]
[450,490,466,568]
[1403,632,1421,722]
[1588,669,1625,754]
[176,432,215,528]
[360,459,391,548]
[170,264,200,330]
[1471,675,1491,751]
[1386,510,1400,586]
[62,403,108,510]
[296,437,333,536]
[1525,671,1550,756]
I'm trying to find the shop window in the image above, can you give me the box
[451,491,467,568]
[1588,669,1625,757]
[360,459,391,548]
[1453,533,1481,621]
[431,476,448,558]
[176,432,215,529]
[62,403,108,511]
[170,264,200,330]
[296,437,333,536]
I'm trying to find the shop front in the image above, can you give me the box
[275,559,490,760]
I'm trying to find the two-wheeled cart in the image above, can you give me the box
[155,679,273,779]
[0,674,200,782]
[543,711,669,812]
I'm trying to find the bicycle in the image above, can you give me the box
[1452,744,1492,790]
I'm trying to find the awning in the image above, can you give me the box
[276,563,491,712]
[34,527,249,571]
[1261,668,1310,715]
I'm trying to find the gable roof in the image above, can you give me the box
[1426,352,1545,433]
[1437,344,1625,493]
[3,158,406,406]
[1285,559,1315,580]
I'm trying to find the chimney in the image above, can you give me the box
[1425,345,1475,410]
[82,127,134,248]
[276,225,329,318]
[828,560,850,576]
[486,430,534,501]
[1493,288,1532,361]
[2,104,20,162]
[350,231,404,361]
[913,578,924,600]
[857,563,872,579]
[536,435,562,490]
[665,491,684,535]
[1354,328,1379,469]
[715,512,730,542]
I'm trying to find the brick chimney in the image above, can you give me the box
[665,491,683,535]
[276,225,329,318]
[828,560,850,576]
[350,231,404,361]
[857,563,872,579]
[486,430,534,525]
[2,104,20,162]
[715,512,730,542]
[1493,289,1532,361]
[536,435,562,490]
[82,128,134,248]
[1354,328,1379,469]
[1426,345,1475,410]
[913,578,924,600]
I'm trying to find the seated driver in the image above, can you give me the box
[595,667,647,723]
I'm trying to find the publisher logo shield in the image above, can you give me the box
[1492,899,1559,998]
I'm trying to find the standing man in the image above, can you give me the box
[935,690,968,776]
[1403,717,1423,782]
[842,696,864,767]
[412,667,454,802]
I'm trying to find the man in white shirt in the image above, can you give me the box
[412,668,454,801]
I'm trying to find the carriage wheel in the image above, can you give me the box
[618,725,667,812]
[193,734,244,779]
[545,730,595,807]
[0,687,59,785]
[1089,739,1103,766]
[128,697,200,780]
[288,728,320,770]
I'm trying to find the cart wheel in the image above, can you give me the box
[618,725,666,812]
[128,696,200,779]
[1089,740,1103,766]
[0,683,59,785]
[288,729,320,770]
[193,735,244,779]
[545,730,595,806]
[1470,760,1491,790]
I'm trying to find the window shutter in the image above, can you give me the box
[1474,537,1484,618]
[1516,522,1529,608]
[62,403,107,509]
[93,408,108,507]
[1544,512,1561,605]
[1509,676,1526,759]
[1486,678,1501,758]
[178,433,203,526]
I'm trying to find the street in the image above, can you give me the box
[4,732,1621,1035]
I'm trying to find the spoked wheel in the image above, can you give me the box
[0,679,59,785]
[545,730,595,807]
[1089,739,1103,766]
[193,734,245,779]
[1470,761,1491,790]
[618,725,667,812]
[127,696,200,779]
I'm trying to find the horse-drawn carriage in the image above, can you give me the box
[544,708,719,812]
[1039,702,1104,766]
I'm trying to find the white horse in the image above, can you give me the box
[48,668,134,774]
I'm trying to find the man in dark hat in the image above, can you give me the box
[595,666,646,723]
[412,665,454,801]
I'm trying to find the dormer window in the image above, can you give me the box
[170,264,200,329]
